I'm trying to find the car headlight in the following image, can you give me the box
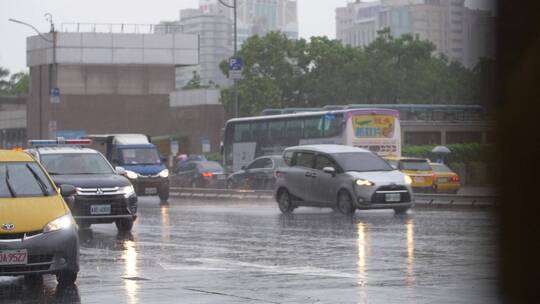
[356,179,375,187]
[125,170,138,179]
[119,185,135,198]
[404,175,413,185]
[43,214,74,233]
[159,169,169,178]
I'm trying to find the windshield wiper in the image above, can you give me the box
[26,164,49,196]
[4,166,17,198]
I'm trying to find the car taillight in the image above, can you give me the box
[202,172,213,177]
[451,176,460,182]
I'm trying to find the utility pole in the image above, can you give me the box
[218,0,239,117]
[9,16,55,139]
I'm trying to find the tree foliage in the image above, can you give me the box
[220,30,489,116]
[0,67,29,96]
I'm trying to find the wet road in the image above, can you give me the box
[1,197,499,303]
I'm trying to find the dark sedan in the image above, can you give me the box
[227,155,284,190]
[172,161,227,188]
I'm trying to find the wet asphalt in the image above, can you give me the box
[0,197,499,304]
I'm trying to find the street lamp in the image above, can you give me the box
[218,0,240,117]
[8,15,56,139]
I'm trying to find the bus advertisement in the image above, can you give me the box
[222,109,401,173]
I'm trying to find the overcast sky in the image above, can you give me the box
[0,0,495,73]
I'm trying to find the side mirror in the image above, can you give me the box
[115,166,126,175]
[323,167,336,175]
[60,184,77,197]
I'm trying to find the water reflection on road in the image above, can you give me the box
[0,198,498,303]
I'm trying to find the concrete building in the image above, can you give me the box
[157,9,233,89]
[161,0,298,89]
[0,96,26,148]
[25,30,227,155]
[336,0,495,67]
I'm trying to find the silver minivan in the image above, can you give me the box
[274,145,414,214]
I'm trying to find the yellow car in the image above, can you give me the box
[430,162,461,194]
[0,150,79,285]
[384,156,436,193]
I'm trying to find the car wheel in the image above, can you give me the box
[115,218,134,232]
[394,207,409,215]
[56,270,78,286]
[277,189,294,214]
[337,190,355,215]
[24,274,43,285]
[158,188,169,203]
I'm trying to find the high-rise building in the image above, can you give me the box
[336,0,495,68]
[159,0,298,89]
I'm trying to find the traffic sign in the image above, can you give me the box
[229,57,243,80]
[50,87,60,103]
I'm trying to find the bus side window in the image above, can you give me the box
[304,117,323,138]
[234,123,251,142]
[269,120,285,141]
[323,114,343,138]
[251,121,268,145]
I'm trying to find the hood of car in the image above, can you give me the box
[122,164,166,176]
[51,174,131,188]
[0,195,68,233]
[346,170,407,186]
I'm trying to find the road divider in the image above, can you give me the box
[169,187,497,209]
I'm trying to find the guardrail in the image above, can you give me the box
[170,187,497,208]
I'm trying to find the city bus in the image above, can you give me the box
[222,109,401,173]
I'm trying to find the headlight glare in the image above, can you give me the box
[356,179,375,187]
[159,169,169,178]
[43,214,74,233]
[119,185,135,198]
[404,175,413,185]
[125,170,138,179]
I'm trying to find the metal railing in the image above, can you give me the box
[60,23,183,34]
[169,187,497,208]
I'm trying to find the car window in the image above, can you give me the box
[40,153,114,175]
[294,152,314,168]
[400,160,432,171]
[283,151,294,166]
[431,163,453,173]
[247,158,266,169]
[333,152,393,172]
[314,155,335,171]
[0,162,55,198]
[199,162,224,172]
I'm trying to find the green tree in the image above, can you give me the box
[0,67,29,96]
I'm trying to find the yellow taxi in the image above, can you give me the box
[0,150,79,285]
[384,156,436,193]
[429,162,461,194]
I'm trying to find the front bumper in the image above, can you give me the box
[70,194,137,224]
[130,177,169,196]
[353,185,414,209]
[0,227,79,276]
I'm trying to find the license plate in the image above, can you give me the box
[438,177,449,182]
[0,249,28,265]
[414,177,425,183]
[145,187,158,194]
[90,204,111,215]
[217,175,226,180]
[385,193,401,202]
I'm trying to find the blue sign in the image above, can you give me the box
[50,87,60,97]
[229,57,243,71]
